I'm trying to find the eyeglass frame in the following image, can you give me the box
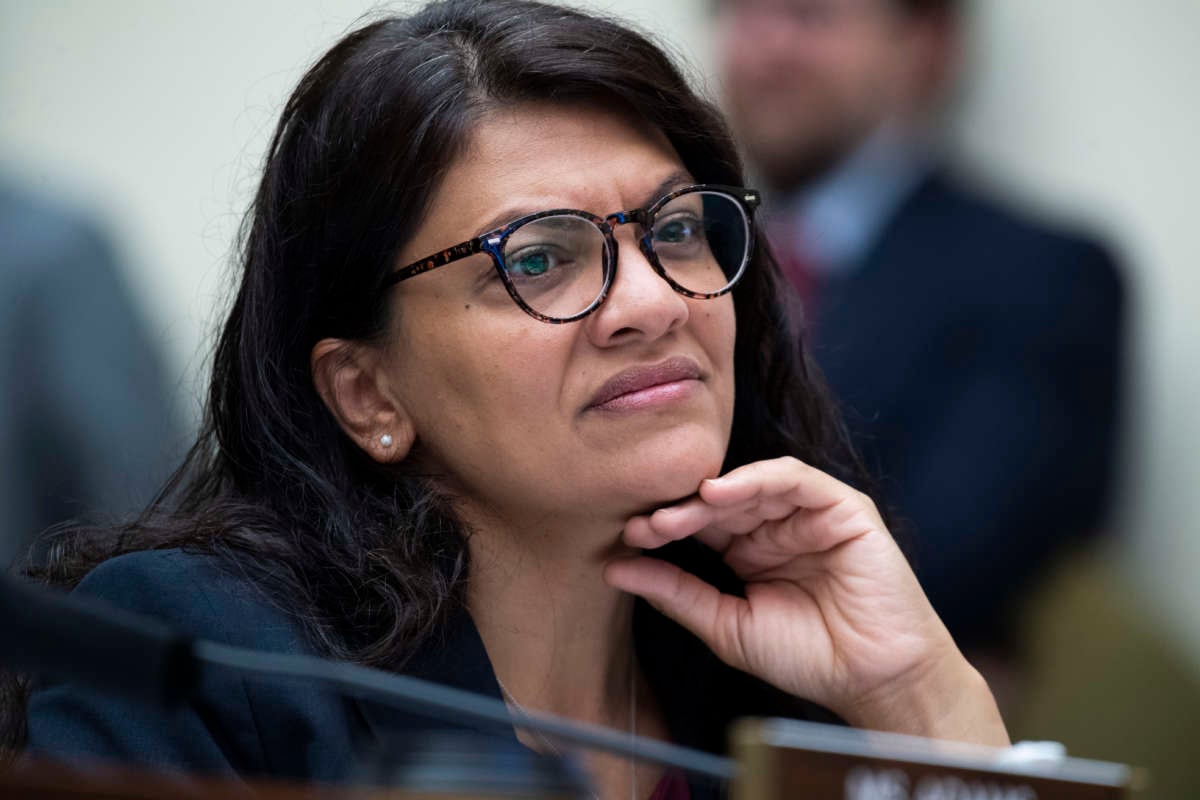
[382,183,762,324]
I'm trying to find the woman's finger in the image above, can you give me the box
[623,501,713,548]
[700,456,860,514]
[624,457,883,558]
[624,487,791,546]
[706,458,884,554]
[623,501,740,550]
[602,556,748,671]
[623,502,763,552]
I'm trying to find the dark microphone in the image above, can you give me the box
[0,574,196,706]
[0,573,734,780]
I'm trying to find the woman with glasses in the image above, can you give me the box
[12,0,1008,795]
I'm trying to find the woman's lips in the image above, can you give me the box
[587,356,703,412]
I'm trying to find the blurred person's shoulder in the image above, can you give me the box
[891,167,1123,298]
[0,173,123,293]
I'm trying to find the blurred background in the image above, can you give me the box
[1,0,1196,795]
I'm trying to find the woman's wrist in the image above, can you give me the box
[840,651,1012,748]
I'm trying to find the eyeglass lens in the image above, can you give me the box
[500,190,750,320]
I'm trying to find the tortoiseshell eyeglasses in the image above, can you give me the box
[383,184,761,324]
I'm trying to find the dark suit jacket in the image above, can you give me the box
[810,170,1124,649]
[25,547,822,793]
[27,549,412,783]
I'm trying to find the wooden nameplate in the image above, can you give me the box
[732,718,1139,800]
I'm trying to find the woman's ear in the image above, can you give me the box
[311,338,416,464]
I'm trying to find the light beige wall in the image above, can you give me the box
[1,1,1198,668]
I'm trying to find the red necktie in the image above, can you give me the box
[767,221,820,333]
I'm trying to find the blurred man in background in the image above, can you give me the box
[715,0,1125,662]
[0,177,185,567]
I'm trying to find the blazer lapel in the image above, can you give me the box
[351,603,517,746]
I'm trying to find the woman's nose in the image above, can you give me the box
[584,231,690,347]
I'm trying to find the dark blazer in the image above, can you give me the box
[25,547,824,792]
[809,170,1124,649]
[27,549,411,783]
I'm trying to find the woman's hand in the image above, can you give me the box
[603,456,1009,747]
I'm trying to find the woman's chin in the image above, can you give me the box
[613,439,726,512]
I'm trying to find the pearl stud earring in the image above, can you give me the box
[379,433,393,448]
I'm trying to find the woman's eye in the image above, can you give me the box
[654,215,704,245]
[507,248,559,277]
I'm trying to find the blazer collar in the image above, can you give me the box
[348,598,726,800]
[352,601,517,745]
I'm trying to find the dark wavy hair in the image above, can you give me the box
[3,0,870,753]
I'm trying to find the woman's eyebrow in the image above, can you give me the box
[642,171,696,208]
[473,205,541,238]
[471,171,698,237]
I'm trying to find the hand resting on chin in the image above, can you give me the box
[604,456,1011,747]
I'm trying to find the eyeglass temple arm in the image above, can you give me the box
[386,238,487,287]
